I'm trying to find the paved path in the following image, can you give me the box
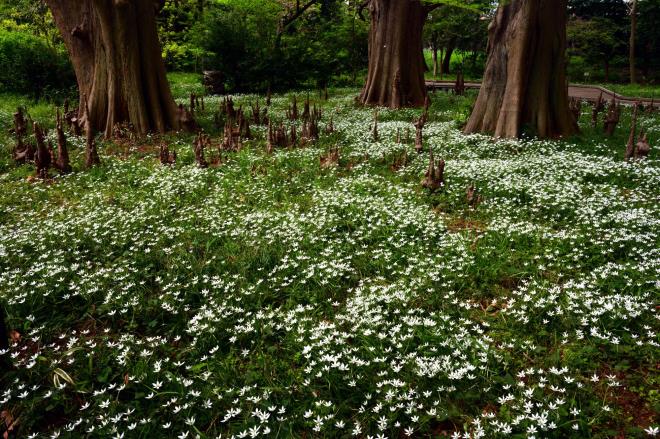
[426,81,660,108]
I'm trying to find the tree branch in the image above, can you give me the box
[279,0,318,34]
[423,3,442,14]
[357,0,370,21]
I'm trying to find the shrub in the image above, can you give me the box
[191,2,368,93]
[0,29,75,98]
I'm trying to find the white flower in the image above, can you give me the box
[645,426,659,437]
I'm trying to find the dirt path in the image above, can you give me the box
[426,81,660,108]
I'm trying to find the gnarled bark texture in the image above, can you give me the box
[360,0,428,108]
[45,0,180,137]
[464,0,578,139]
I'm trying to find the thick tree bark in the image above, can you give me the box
[464,0,578,139]
[45,0,180,137]
[360,0,429,108]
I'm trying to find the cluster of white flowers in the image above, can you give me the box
[0,89,658,437]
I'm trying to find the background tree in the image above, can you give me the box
[194,0,367,92]
[45,0,180,136]
[158,0,209,71]
[424,2,490,79]
[465,0,578,139]
[567,17,621,82]
[636,0,660,82]
[0,0,60,47]
[360,0,454,108]
[628,0,637,84]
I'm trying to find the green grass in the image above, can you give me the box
[168,72,206,100]
[423,49,483,81]
[587,82,660,99]
[0,76,658,438]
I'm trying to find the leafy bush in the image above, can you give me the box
[0,29,74,97]
[191,1,368,92]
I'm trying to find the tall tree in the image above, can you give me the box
[637,0,660,81]
[359,0,434,108]
[567,17,621,82]
[465,0,578,139]
[45,0,181,137]
[424,3,489,79]
[628,0,637,84]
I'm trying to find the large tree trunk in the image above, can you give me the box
[464,0,577,139]
[45,0,180,137]
[359,0,428,108]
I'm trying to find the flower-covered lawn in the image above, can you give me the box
[0,87,658,438]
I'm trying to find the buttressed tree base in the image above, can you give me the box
[46,0,181,137]
[464,0,578,139]
[359,0,430,109]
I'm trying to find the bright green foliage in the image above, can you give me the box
[158,0,209,71]
[568,0,660,83]
[0,0,60,47]
[191,0,368,91]
[637,0,660,82]
[424,1,490,78]
[568,17,623,82]
[0,0,74,97]
[0,29,73,97]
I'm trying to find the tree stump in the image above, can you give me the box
[12,108,33,163]
[33,122,52,179]
[414,115,426,154]
[55,108,72,174]
[159,143,176,165]
[569,98,582,125]
[635,130,650,158]
[603,99,621,137]
[624,104,638,161]
[203,71,225,95]
[421,148,445,193]
[193,132,209,168]
[591,92,605,128]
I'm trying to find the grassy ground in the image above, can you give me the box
[586,83,660,99]
[0,75,658,438]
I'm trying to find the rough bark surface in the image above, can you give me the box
[464,0,578,139]
[360,0,428,108]
[45,0,180,137]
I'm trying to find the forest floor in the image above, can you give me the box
[0,75,659,438]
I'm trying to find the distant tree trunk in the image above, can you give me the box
[45,0,180,137]
[629,0,637,84]
[432,45,439,78]
[464,0,578,139]
[439,48,444,79]
[360,0,429,108]
[442,43,454,75]
[604,59,610,83]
